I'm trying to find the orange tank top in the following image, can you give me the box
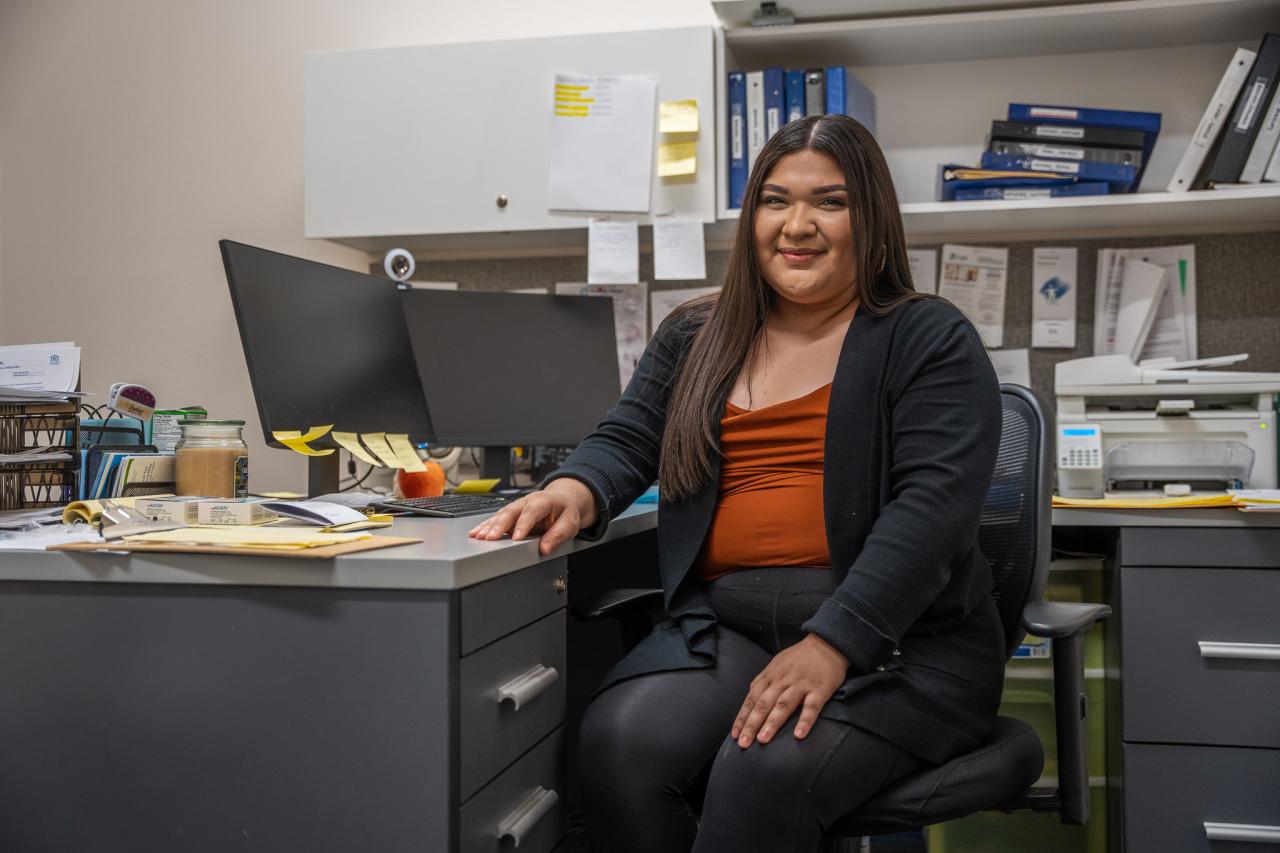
[694,382,832,582]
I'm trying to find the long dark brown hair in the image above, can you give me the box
[658,114,924,502]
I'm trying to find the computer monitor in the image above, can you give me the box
[220,240,435,490]
[398,289,621,485]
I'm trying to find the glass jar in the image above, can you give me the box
[175,419,248,498]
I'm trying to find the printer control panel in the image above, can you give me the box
[1057,424,1104,498]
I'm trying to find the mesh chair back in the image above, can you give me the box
[978,385,1053,660]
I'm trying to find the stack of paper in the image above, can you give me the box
[1230,490,1280,511]
[122,526,372,550]
[1052,494,1238,509]
[0,342,84,399]
[1094,246,1196,363]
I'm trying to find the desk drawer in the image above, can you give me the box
[1124,743,1280,853]
[461,558,567,655]
[1123,566,1280,747]
[460,726,565,853]
[460,608,566,800]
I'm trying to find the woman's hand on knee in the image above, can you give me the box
[467,478,597,556]
[731,633,849,747]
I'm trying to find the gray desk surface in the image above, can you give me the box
[4,504,1275,592]
[1051,507,1280,528]
[0,504,659,591]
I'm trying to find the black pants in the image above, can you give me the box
[579,568,923,853]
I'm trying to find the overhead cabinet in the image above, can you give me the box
[304,26,717,249]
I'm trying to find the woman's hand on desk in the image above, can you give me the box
[467,478,598,556]
[731,633,849,748]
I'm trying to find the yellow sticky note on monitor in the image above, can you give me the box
[658,141,697,177]
[333,431,380,467]
[659,99,699,134]
[455,478,501,494]
[272,425,335,456]
[386,434,427,472]
[359,432,402,468]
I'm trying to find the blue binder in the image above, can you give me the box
[936,164,1076,201]
[728,71,747,209]
[825,67,877,134]
[785,69,805,123]
[763,67,785,139]
[1007,103,1160,187]
[952,181,1110,201]
[824,66,844,116]
[980,151,1137,193]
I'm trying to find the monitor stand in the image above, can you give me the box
[308,454,341,498]
[480,446,514,490]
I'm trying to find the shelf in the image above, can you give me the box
[721,0,1280,68]
[716,184,1280,243]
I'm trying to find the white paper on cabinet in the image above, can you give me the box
[937,244,1009,348]
[587,217,640,284]
[548,73,657,213]
[652,215,707,281]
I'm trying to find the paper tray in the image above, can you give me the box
[48,535,422,559]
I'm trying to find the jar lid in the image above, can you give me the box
[179,419,245,426]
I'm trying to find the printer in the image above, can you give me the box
[1054,354,1280,498]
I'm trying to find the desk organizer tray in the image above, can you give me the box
[0,401,80,510]
[48,534,422,559]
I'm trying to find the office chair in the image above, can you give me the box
[573,384,1111,851]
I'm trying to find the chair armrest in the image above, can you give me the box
[1021,599,1109,827]
[1022,601,1110,639]
[572,588,663,621]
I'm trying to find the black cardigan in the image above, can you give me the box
[546,296,1006,764]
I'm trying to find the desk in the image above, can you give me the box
[1051,508,1280,853]
[0,506,658,853]
[4,507,1276,853]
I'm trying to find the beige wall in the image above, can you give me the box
[0,0,715,492]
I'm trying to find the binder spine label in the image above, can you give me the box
[1030,106,1079,120]
[1033,144,1083,160]
[1035,125,1084,139]
[1030,158,1079,174]
[1005,189,1053,200]
[766,107,780,137]
[731,115,743,159]
[1237,81,1267,131]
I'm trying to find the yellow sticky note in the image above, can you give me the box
[455,478,501,495]
[658,141,697,177]
[659,98,699,134]
[386,434,427,473]
[333,431,380,467]
[359,432,402,469]
[272,425,335,457]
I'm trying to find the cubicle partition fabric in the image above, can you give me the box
[396,230,1280,412]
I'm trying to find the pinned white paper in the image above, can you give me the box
[1031,247,1077,348]
[556,282,649,388]
[1114,259,1168,362]
[653,216,707,281]
[937,245,1009,348]
[549,73,657,213]
[650,286,720,335]
[988,348,1031,387]
[907,249,937,295]
[588,218,640,285]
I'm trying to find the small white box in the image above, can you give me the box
[134,497,203,524]
[194,499,278,526]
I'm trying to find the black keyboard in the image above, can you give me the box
[374,494,509,518]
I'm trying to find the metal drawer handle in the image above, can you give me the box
[498,786,559,847]
[497,664,559,711]
[1204,822,1280,843]
[1198,641,1280,662]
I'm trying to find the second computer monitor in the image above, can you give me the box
[398,289,621,449]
